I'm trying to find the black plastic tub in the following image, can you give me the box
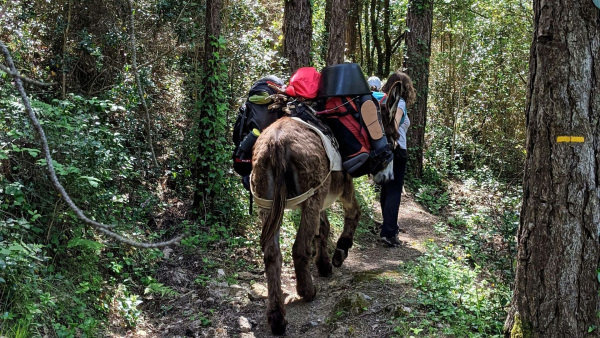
[318,63,371,97]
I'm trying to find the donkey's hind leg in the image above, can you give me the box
[332,175,360,267]
[292,199,320,301]
[315,211,333,277]
[259,209,287,335]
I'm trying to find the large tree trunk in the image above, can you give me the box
[283,0,312,72]
[325,0,348,65]
[403,0,433,179]
[505,0,600,336]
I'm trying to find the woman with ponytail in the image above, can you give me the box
[378,71,416,247]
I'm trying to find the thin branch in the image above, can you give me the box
[1,41,182,248]
[62,0,72,99]
[128,0,159,168]
[390,31,406,55]
[0,64,55,87]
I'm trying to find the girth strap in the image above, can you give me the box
[251,170,332,210]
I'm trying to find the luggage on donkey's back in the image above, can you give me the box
[316,63,392,177]
[232,75,284,177]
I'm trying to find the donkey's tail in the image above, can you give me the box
[260,140,287,250]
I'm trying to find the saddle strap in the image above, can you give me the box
[251,170,332,210]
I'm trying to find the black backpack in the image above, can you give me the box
[233,76,284,177]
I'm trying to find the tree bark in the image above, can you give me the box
[370,0,383,76]
[403,0,433,179]
[505,0,600,336]
[62,0,72,99]
[346,0,359,62]
[203,0,222,69]
[357,0,364,66]
[364,0,372,74]
[283,0,312,72]
[192,0,223,209]
[383,0,391,76]
[325,0,348,65]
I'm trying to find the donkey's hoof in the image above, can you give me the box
[268,310,287,335]
[317,261,333,277]
[332,248,348,267]
[298,284,317,301]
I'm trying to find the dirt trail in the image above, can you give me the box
[116,191,439,337]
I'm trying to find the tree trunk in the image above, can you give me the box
[192,0,223,210]
[357,0,364,65]
[325,0,348,65]
[403,0,433,179]
[364,0,372,74]
[370,0,383,76]
[346,0,359,62]
[283,0,312,72]
[382,0,391,76]
[505,0,600,336]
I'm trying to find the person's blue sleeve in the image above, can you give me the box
[397,99,406,113]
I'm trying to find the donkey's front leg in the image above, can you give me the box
[260,210,287,335]
[293,202,320,301]
[332,176,360,267]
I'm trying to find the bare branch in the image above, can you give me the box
[0,64,55,87]
[0,41,182,248]
[390,31,406,55]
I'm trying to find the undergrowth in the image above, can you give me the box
[396,144,519,336]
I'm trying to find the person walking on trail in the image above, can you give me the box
[368,76,385,101]
[378,71,416,247]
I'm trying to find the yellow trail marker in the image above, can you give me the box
[556,136,585,143]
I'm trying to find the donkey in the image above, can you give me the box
[251,88,403,335]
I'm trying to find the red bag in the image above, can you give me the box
[319,96,371,158]
[285,67,321,99]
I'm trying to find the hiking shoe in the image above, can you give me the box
[380,235,403,247]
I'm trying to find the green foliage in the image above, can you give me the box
[446,168,521,280]
[0,88,175,334]
[353,176,380,236]
[395,242,510,336]
[414,183,449,215]
[429,0,531,179]
[186,34,248,231]
[409,161,450,215]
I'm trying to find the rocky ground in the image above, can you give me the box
[110,190,439,338]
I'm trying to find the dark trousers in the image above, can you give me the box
[379,147,407,237]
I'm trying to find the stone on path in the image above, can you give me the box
[238,316,252,333]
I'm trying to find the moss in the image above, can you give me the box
[330,292,372,321]
[510,313,532,338]
[352,270,404,283]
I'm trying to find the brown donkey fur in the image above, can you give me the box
[251,76,409,334]
[251,117,359,335]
